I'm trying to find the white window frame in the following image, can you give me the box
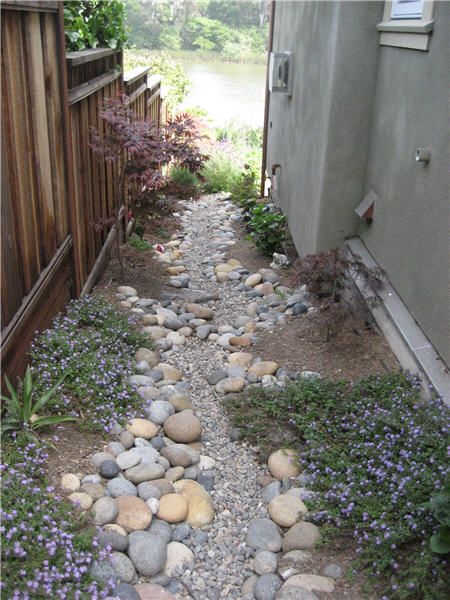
[377,0,435,51]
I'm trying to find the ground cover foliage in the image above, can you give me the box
[30,295,151,433]
[226,373,450,599]
[1,440,113,599]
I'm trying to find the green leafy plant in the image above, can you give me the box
[247,204,286,256]
[426,481,450,554]
[1,367,76,440]
[128,232,151,251]
[64,0,127,51]
[170,165,201,198]
[231,163,259,203]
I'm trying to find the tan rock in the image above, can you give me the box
[248,361,279,378]
[185,303,214,320]
[168,393,193,412]
[151,479,175,496]
[216,272,229,283]
[104,523,127,536]
[245,273,263,287]
[155,363,182,382]
[68,492,93,510]
[217,377,245,393]
[282,522,321,552]
[134,583,176,600]
[127,418,159,439]
[170,250,182,260]
[255,282,274,296]
[120,300,132,308]
[164,411,202,443]
[215,263,233,273]
[227,352,253,368]
[157,493,188,523]
[268,449,300,480]
[115,495,152,532]
[142,326,168,340]
[166,266,185,275]
[135,348,161,367]
[281,574,335,593]
[268,495,307,528]
[229,336,251,347]
[227,259,242,267]
[174,479,214,527]
[81,483,105,500]
[164,541,195,576]
[244,321,256,333]
[61,473,81,492]
[165,466,185,482]
[142,314,159,326]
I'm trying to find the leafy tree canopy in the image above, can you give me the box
[64,0,127,51]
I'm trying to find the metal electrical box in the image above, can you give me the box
[269,51,294,95]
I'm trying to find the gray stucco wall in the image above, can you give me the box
[359,1,450,365]
[266,1,384,253]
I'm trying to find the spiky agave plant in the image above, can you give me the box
[1,366,77,441]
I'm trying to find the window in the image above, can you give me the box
[377,0,434,50]
[391,0,424,19]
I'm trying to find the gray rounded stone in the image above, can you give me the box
[172,522,191,542]
[127,531,167,576]
[92,496,118,525]
[321,563,344,579]
[97,530,129,552]
[292,303,308,316]
[207,368,227,385]
[116,451,141,471]
[183,465,200,480]
[275,587,319,600]
[151,436,166,450]
[160,445,192,468]
[125,463,165,484]
[137,482,161,501]
[106,478,137,498]
[146,400,175,425]
[111,551,136,584]
[91,559,117,585]
[246,518,282,552]
[119,431,135,450]
[196,325,212,339]
[100,460,120,479]
[113,582,141,600]
[107,442,126,456]
[254,574,282,600]
[263,481,281,503]
[149,573,171,587]
[254,550,278,575]
[147,518,173,544]
[91,452,114,469]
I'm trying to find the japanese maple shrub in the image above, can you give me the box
[90,94,208,275]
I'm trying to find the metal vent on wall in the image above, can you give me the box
[269,51,294,96]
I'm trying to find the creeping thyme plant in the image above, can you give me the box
[228,373,450,598]
[30,295,152,433]
[1,440,114,599]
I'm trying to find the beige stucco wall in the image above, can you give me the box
[266,0,449,366]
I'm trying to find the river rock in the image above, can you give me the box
[111,551,136,584]
[115,496,152,532]
[254,550,278,575]
[186,303,214,320]
[135,348,161,367]
[321,563,343,579]
[216,377,245,393]
[164,541,195,577]
[97,529,129,552]
[245,274,262,287]
[125,463,165,485]
[150,479,175,497]
[155,363,182,381]
[227,352,253,368]
[92,496,118,525]
[246,518,282,552]
[126,419,159,439]
[127,531,167,577]
[133,583,176,600]
[91,452,114,469]
[68,492,93,510]
[163,412,202,443]
[268,495,307,528]
[157,493,188,523]
[173,479,214,527]
[81,483,105,500]
[268,449,300,480]
[254,573,282,600]
[248,361,279,378]
[118,286,137,297]
[161,444,194,467]
[275,588,318,600]
[146,400,175,425]
[165,466,185,482]
[148,518,173,544]
[120,431,135,450]
[281,574,335,593]
[114,583,141,600]
[116,451,141,471]
[282,522,321,552]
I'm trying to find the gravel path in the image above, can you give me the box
[164,197,269,599]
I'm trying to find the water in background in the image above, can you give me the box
[179,61,266,128]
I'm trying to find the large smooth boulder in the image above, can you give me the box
[268,449,300,480]
[163,541,194,577]
[282,522,321,552]
[163,411,202,443]
[268,495,307,528]
[246,518,282,552]
[173,479,214,527]
[115,496,152,532]
[127,531,167,577]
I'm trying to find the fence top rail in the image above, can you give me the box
[124,66,151,86]
[147,74,163,89]
[1,1,58,11]
[66,48,119,67]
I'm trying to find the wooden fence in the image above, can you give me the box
[1,1,163,382]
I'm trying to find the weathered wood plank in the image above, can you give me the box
[66,48,117,67]
[1,1,58,12]
[68,69,121,105]
[128,81,147,105]
[124,66,150,86]
[27,11,57,265]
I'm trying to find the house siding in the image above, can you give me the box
[266,0,449,367]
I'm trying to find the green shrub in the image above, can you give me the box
[170,166,201,197]
[201,148,242,193]
[128,233,151,251]
[426,481,450,554]
[230,163,259,203]
[247,204,286,256]
[64,0,127,51]
[226,374,450,599]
